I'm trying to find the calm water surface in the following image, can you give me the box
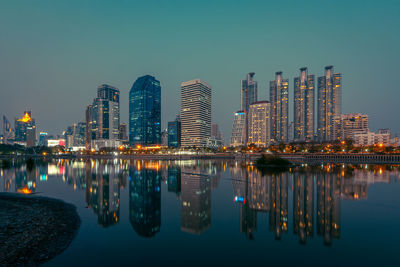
[1,160,400,266]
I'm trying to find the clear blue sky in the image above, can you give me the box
[1,0,399,140]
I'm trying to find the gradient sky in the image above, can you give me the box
[1,0,399,140]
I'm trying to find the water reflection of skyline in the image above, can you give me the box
[1,161,399,244]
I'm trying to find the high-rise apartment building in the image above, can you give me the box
[119,123,128,142]
[129,75,161,146]
[332,113,368,141]
[91,84,120,149]
[294,67,315,142]
[317,66,342,141]
[270,72,289,143]
[247,101,271,147]
[230,111,246,147]
[180,79,211,148]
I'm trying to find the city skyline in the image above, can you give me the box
[1,1,399,140]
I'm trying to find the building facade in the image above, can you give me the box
[180,79,211,148]
[14,111,36,146]
[270,72,289,143]
[294,67,315,142]
[353,131,391,146]
[90,84,120,149]
[247,101,271,147]
[230,111,246,147]
[168,115,181,148]
[129,75,161,146]
[317,66,342,141]
[332,113,369,141]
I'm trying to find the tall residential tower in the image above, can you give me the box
[317,66,342,141]
[270,72,289,143]
[294,67,315,142]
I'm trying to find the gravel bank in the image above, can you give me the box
[0,193,81,266]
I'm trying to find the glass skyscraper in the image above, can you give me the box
[168,115,181,148]
[129,75,161,146]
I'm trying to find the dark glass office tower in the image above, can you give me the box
[129,75,161,146]
[168,115,181,148]
[129,165,161,238]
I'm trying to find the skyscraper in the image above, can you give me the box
[240,72,258,144]
[317,66,342,141]
[241,72,258,113]
[230,111,246,147]
[294,67,315,142]
[180,79,211,148]
[168,115,181,148]
[247,101,271,147]
[129,75,161,146]
[90,84,120,149]
[270,72,289,143]
[14,111,36,146]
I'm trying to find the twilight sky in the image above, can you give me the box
[1,0,399,140]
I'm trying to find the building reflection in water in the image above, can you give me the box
[293,173,314,244]
[181,170,211,235]
[129,161,161,238]
[316,171,341,245]
[86,160,121,227]
[1,160,400,244]
[269,173,288,240]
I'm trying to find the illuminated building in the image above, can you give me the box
[91,84,120,149]
[269,173,288,239]
[14,111,36,146]
[74,122,86,147]
[181,171,211,234]
[332,113,369,141]
[230,111,246,147]
[87,163,121,227]
[294,67,315,142]
[129,75,161,146]
[316,173,341,246]
[168,115,181,148]
[180,79,211,147]
[293,174,314,243]
[270,72,289,143]
[353,130,391,146]
[247,101,271,147]
[38,132,48,146]
[317,66,342,141]
[129,166,161,237]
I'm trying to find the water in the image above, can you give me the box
[1,160,400,266]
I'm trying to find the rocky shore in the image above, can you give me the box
[0,193,81,266]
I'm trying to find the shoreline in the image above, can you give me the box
[0,193,81,266]
[1,152,400,164]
